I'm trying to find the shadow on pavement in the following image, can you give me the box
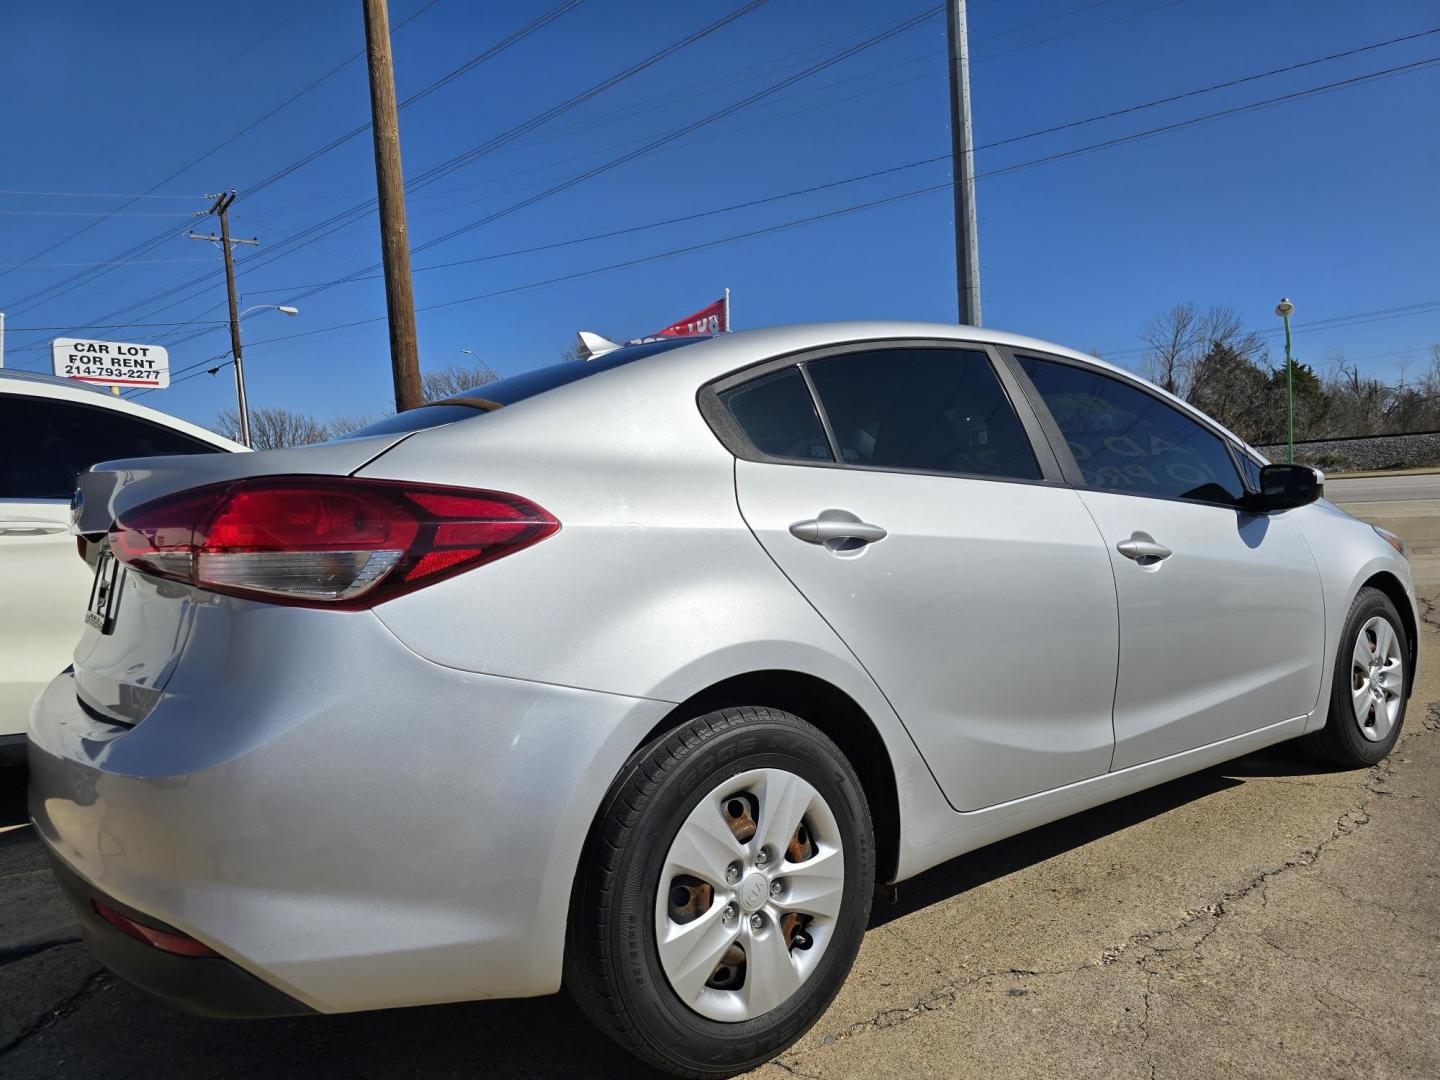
[16,983,670,1080]
[2,746,1345,1078]
[870,759,1245,927]
[0,765,28,828]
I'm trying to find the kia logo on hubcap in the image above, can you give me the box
[740,874,769,911]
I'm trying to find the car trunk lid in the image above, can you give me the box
[68,433,413,725]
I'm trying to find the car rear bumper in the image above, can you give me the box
[27,604,672,1013]
[45,851,311,1018]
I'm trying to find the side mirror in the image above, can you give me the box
[1247,463,1323,513]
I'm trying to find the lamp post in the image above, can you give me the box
[1275,297,1295,463]
[229,304,299,447]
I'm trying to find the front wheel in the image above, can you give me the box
[566,706,874,1079]
[1306,586,1409,767]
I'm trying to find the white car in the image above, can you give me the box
[0,371,242,762]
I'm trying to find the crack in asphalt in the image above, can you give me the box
[0,968,108,1059]
[784,698,1439,1070]
[0,937,83,968]
[1419,596,1440,634]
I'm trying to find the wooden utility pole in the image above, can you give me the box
[945,0,982,326]
[362,0,422,412]
[191,191,258,446]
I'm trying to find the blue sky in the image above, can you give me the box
[2,0,1437,430]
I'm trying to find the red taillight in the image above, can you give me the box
[109,477,558,609]
[93,900,218,958]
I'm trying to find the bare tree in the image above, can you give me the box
[327,412,390,436]
[420,362,499,404]
[215,407,330,450]
[1140,303,1265,398]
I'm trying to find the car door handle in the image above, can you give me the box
[789,512,887,545]
[1116,533,1172,563]
[0,520,69,535]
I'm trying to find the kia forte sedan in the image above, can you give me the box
[29,323,1415,1077]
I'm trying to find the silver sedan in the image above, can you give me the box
[29,322,1416,1077]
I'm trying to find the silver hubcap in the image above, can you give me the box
[654,767,845,1022]
[1351,615,1403,742]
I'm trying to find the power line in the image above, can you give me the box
[27,40,1440,367]
[1,223,186,315]
[6,0,786,350]
[0,189,204,200]
[23,20,1440,367]
[0,209,198,217]
[281,5,945,307]
[245,0,588,198]
[1,319,230,331]
[1,0,1162,337]
[0,0,443,291]
[140,126,1440,390]
[0,258,215,269]
[184,33,1440,302]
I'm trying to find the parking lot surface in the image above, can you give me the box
[2,497,1437,1079]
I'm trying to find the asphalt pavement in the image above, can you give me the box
[1324,471,1440,504]
[1,489,1436,1078]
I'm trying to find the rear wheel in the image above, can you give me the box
[566,706,874,1079]
[1306,587,1409,767]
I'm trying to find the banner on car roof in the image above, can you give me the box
[651,293,730,338]
[51,337,170,389]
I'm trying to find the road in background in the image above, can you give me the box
[1325,472,1440,504]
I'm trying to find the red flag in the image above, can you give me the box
[653,296,728,337]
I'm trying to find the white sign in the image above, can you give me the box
[51,337,170,389]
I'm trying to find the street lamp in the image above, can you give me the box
[227,304,300,447]
[1275,297,1295,463]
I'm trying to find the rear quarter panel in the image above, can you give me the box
[354,350,956,877]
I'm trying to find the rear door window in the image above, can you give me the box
[806,347,1041,480]
[1016,356,1245,504]
[0,394,221,500]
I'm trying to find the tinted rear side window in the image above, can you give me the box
[0,394,221,500]
[718,367,833,463]
[1017,356,1245,504]
[806,348,1041,480]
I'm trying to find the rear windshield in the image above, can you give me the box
[340,337,702,440]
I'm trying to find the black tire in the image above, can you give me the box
[1305,586,1409,767]
[565,706,875,1079]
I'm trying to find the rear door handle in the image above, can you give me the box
[0,520,69,535]
[1116,533,1172,563]
[789,511,887,545]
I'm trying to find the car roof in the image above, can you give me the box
[0,370,248,452]
[614,321,1261,456]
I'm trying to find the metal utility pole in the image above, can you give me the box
[1276,297,1296,463]
[190,192,258,447]
[945,0,982,326]
[362,0,422,412]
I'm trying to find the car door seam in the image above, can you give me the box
[1072,491,1124,773]
[727,457,960,812]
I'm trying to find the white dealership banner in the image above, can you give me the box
[51,337,170,389]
